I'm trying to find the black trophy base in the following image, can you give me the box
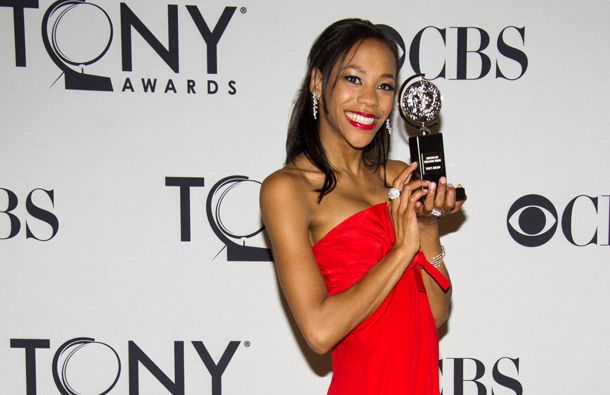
[409,133,446,184]
[409,133,465,202]
[456,187,466,201]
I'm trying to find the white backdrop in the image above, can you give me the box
[1,0,609,394]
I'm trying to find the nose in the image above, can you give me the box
[357,85,378,107]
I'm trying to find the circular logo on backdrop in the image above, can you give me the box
[206,175,272,261]
[507,194,558,247]
[42,0,114,91]
[46,1,113,67]
[52,337,121,395]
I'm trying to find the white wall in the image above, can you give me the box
[1,0,608,393]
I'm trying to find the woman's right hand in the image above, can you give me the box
[388,162,430,254]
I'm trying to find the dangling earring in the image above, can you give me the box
[312,92,319,120]
[385,118,392,135]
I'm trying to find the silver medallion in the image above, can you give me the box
[398,77,442,125]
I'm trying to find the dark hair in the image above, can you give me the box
[285,18,399,202]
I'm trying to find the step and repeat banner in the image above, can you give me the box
[1,0,608,393]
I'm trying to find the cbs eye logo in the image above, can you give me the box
[508,193,610,247]
[507,194,558,247]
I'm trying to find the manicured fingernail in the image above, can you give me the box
[439,177,446,184]
[448,183,454,188]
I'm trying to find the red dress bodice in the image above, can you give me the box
[312,203,450,395]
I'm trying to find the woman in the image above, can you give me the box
[260,19,465,394]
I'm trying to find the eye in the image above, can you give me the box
[378,83,395,91]
[344,75,361,84]
[506,194,558,247]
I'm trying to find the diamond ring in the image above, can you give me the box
[388,188,401,200]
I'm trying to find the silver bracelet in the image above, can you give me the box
[429,246,445,268]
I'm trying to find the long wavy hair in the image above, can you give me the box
[285,18,399,202]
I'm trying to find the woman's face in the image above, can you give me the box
[314,38,397,150]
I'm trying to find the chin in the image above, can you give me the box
[351,131,379,147]
[348,138,375,150]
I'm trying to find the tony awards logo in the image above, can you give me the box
[398,74,465,200]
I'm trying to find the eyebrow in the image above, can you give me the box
[344,65,395,80]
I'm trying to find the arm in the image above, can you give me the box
[386,161,465,328]
[260,169,426,354]
[419,221,452,328]
[418,176,466,328]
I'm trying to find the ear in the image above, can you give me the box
[309,68,322,96]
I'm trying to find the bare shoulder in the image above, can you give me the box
[385,159,410,180]
[261,159,319,207]
[260,168,306,208]
[260,157,323,231]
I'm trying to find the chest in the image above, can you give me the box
[308,176,389,245]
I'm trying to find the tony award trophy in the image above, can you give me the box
[398,74,465,201]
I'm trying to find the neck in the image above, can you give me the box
[320,132,370,177]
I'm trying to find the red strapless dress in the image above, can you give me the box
[312,203,450,395]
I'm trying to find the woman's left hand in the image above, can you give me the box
[418,177,466,224]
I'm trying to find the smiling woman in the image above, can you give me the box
[260,18,465,395]
[312,38,395,148]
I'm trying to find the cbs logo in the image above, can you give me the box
[507,194,610,247]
